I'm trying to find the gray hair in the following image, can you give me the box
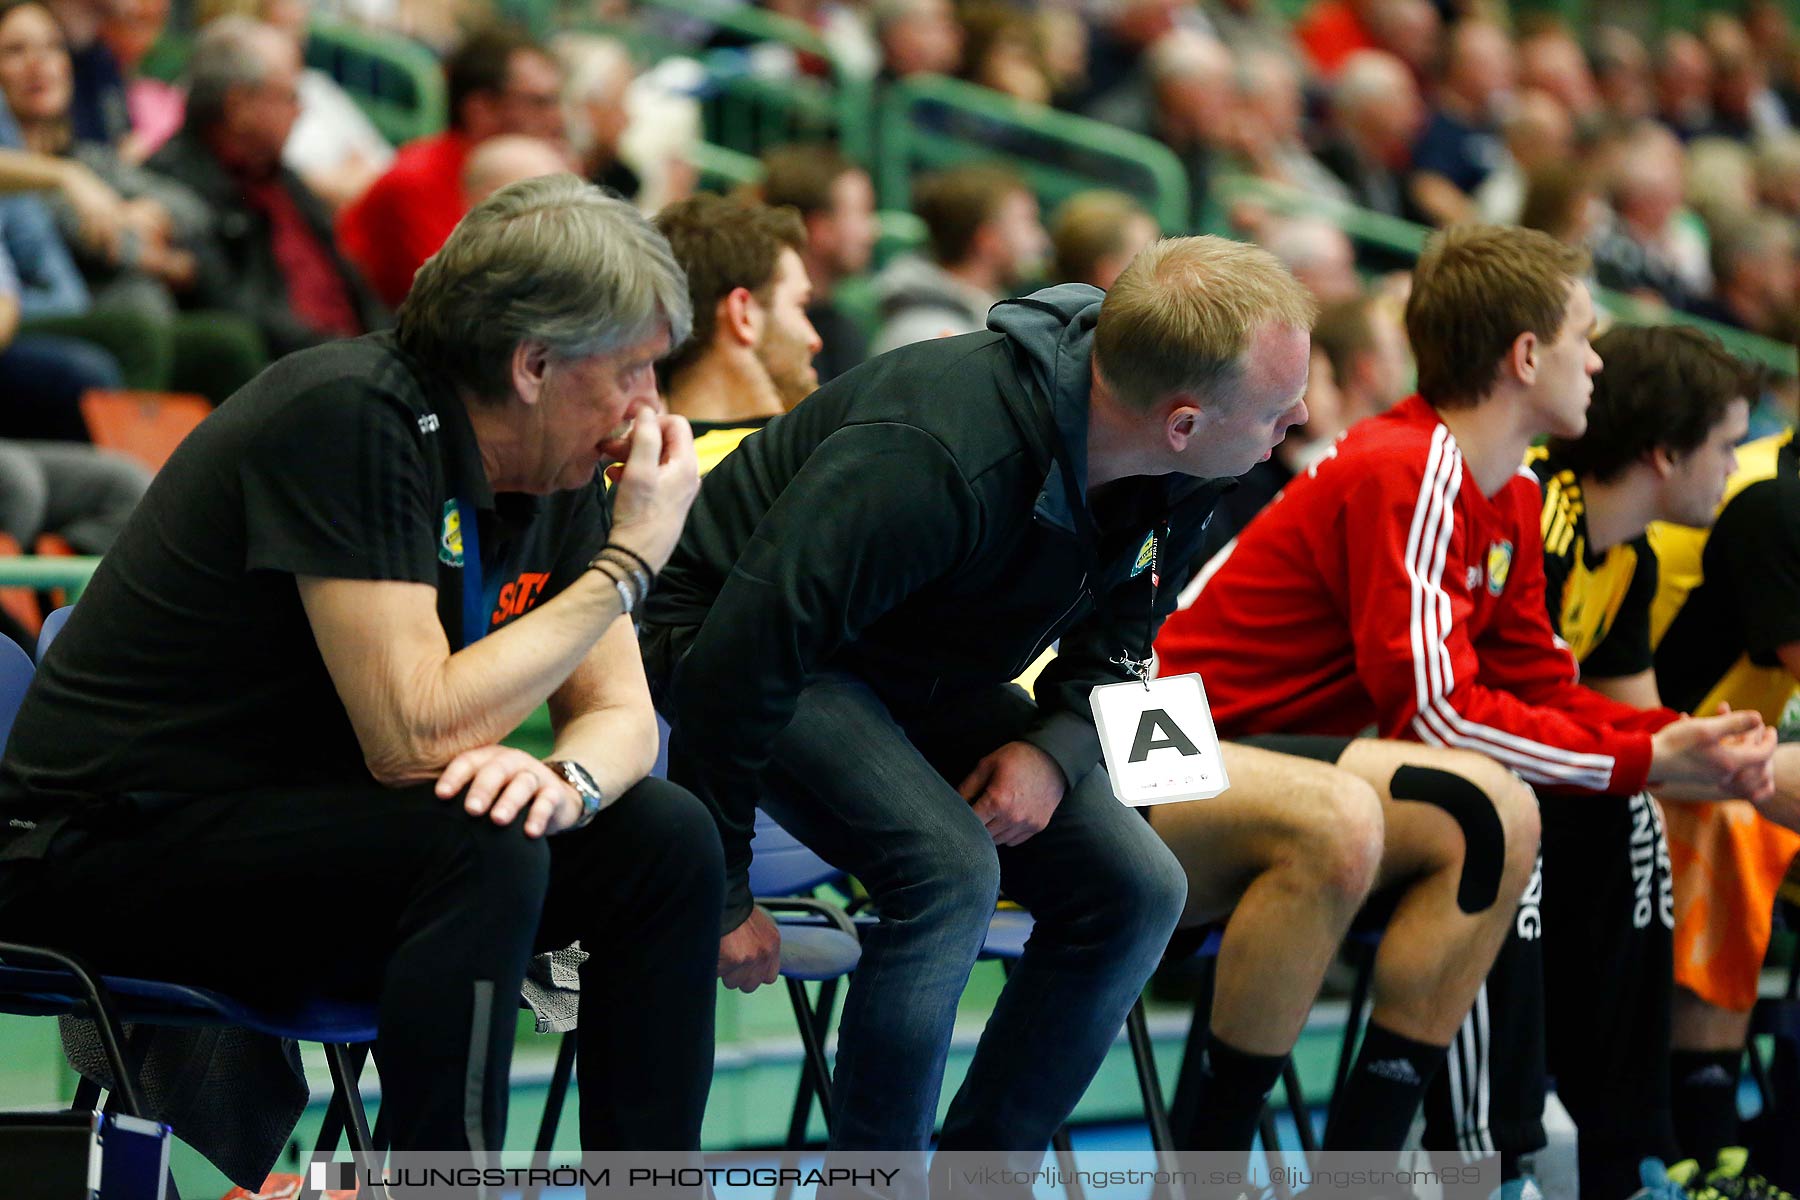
[186,15,280,131]
[397,174,692,400]
[1333,50,1414,117]
[1147,29,1232,85]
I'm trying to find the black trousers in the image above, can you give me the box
[1539,792,1677,1198]
[0,776,724,1153]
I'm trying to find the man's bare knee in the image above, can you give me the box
[1287,772,1385,910]
[1390,759,1534,914]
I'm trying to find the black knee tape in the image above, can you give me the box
[1390,765,1507,914]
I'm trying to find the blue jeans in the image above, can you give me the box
[754,675,1187,1153]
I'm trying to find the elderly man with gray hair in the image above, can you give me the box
[148,15,381,358]
[0,174,723,1167]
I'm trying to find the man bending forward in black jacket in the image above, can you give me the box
[642,236,1316,1160]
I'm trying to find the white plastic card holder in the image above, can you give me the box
[1091,672,1230,806]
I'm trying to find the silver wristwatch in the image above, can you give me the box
[547,760,606,830]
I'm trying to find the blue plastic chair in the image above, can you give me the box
[0,630,384,1173]
[534,722,862,1164]
[36,604,71,662]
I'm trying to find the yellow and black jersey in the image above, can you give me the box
[691,416,775,477]
[1529,448,1657,676]
[1650,431,1800,724]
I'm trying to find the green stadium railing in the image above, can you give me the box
[621,0,875,166]
[875,74,1193,237]
[1214,172,1800,379]
[0,557,100,599]
[304,18,448,146]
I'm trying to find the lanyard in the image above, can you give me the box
[457,496,488,649]
[1112,517,1168,689]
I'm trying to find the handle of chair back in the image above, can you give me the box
[0,940,146,1116]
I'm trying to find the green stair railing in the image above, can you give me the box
[876,74,1192,235]
[0,557,99,599]
[304,18,448,146]
[627,0,874,166]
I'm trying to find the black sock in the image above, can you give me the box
[1179,1030,1288,1153]
[1671,1048,1743,1165]
[1323,1022,1447,1152]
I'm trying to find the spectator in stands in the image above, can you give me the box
[869,163,1045,355]
[0,223,147,543]
[552,33,638,200]
[556,33,699,215]
[0,127,132,247]
[873,0,962,83]
[1262,216,1360,305]
[1658,31,1716,142]
[1408,19,1515,227]
[0,0,267,404]
[1075,0,1187,111]
[0,72,243,404]
[1594,25,1656,127]
[44,0,124,146]
[1317,49,1423,219]
[1517,25,1602,133]
[1313,291,1409,428]
[0,174,723,1175]
[1365,0,1439,87]
[1037,7,1091,109]
[460,133,569,207]
[149,17,379,359]
[1756,132,1800,219]
[760,143,876,383]
[0,201,120,441]
[1202,0,1307,80]
[1048,189,1157,290]
[337,26,564,308]
[0,428,147,552]
[1519,160,1606,249]
[1690,213,1798,337]
[211,0,397,212]
[0,212,147,566]
[653,194,821,471]
[959,5,1052,106]
[1234,47,1353,203]
[1476,89,1577,225]
[1097,28,1236,224]
[1705,14,1791,142]
[1293,0,1379,79]
[1591,121,1711,309]
[1685,136,1758,232]
[101,0,181,162]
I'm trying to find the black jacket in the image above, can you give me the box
[643,284,1230,924]
[147,128,385,358]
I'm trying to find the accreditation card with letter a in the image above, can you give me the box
[1090,673,1230,806]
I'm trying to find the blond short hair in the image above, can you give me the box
[1051,190,1152,286]
[1405,224,1589,407]
[1094,236,1317,411]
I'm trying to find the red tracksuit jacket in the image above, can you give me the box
[1157,395,1673,794]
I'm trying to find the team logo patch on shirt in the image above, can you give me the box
[439,500,464,567]
[1131,531,1156,577]
[1486,539,1513,596]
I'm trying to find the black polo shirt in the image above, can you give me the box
[0,333,609,864]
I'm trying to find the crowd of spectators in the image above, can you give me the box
[0,0,1796,608]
